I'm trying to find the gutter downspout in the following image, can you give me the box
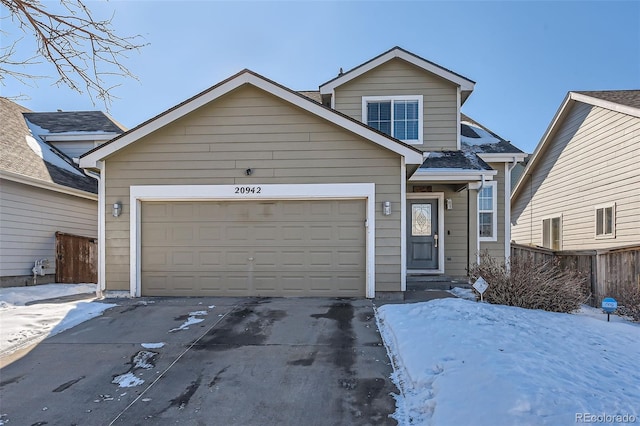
[85,163,104,298]
[476,174,485,264]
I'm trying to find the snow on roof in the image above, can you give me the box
[24,118,85,176]
[460,120,501,145]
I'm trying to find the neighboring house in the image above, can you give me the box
[0,98,124,286]
[511,90,640,250]
[80,47,526,298]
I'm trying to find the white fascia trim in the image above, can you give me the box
[400,157,407,291]
[571,92,640,118]
[97,162,106,292]
[406,192,445,274]
[504,163,512,265]
[81,72,423,168]
[0,170,98,201]
[361,95,424,144]
[129,183,377,298]
[456,88,461,150]
[319,48,475,94]
[42,133,119,142]
[410,169,497,182]
[478,153,528,163]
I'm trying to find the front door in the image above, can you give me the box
[407,199,439,269]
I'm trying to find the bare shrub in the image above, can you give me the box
[615,283,640,322]
[469,252,589,313]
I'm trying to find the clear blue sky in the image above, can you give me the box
[3,1,639,154]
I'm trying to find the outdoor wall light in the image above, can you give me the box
[113,202,122,217]
[446,198,453,210]
[382,201,391,216]
[245,168,253,176]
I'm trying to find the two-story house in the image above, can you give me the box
[79,47,526,298]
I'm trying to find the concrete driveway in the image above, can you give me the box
[0,297,399,425]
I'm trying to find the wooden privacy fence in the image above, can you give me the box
[55,232,98,284]
[511,243,640,306]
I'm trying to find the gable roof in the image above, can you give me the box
[511,90,640,201]
[80,70,425,168]
[319,46,475,103]
[0,97,98,196]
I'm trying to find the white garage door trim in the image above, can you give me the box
[129,183,376,298]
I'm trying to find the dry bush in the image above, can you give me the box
[615,283,640,322]
[469,252,589,313]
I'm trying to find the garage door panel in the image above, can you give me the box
[141,200,365,297]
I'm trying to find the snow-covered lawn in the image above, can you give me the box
[377,297,640,426]
[0,284,116,356]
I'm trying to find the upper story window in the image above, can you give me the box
[478,181,497,241]
[595,203,616,238]
[362,95,423,143]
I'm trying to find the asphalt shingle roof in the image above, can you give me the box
[23,111,124,134]
[460,113,524,154]
[573,90,640,110]
[0,98,98,194]
[421,150,493,170]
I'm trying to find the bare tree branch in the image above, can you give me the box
[1,0,147,107]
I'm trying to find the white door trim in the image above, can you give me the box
[129,183,376,298]
[406,192,445,274]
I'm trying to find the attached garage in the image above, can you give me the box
[140,199,365,297]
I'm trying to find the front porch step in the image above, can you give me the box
[406,275,471,291]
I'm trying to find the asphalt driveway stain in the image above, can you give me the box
[0,375,23,387]
[208,366,230,388]
[52,376,85,393]
[170,374,202,410]
[311,301,355,372]
[194,305,287,350]
[287,351,317,366]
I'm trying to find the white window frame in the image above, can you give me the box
[542,214,562,250]
[478,181,498,242]
[595,203,616,239]
[362,95,423,144]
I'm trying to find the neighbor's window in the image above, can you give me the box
[595,204,615,238]
[542,216,562,250]
[478,181,497,241]
[362,96,423,143]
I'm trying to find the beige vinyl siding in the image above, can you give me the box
[333,58,458,151]
[49,141,101,159]
[104,85,402,292]
[479,163,506,260]
[0,179,97,277]
[511,103,640,250]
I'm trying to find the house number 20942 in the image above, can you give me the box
[235,186,261,194]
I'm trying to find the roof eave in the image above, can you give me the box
[319,47,475,95]
[478,153,528,163]
[0,170,98,200]
[80,71,424,169]
[410,169,497,182]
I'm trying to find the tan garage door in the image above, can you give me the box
[141,200,365,297]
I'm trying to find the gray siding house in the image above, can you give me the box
[511,91,640,250]
[0,98,123,286]
[80,47,526,298]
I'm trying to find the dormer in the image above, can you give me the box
[319,47,474,152]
